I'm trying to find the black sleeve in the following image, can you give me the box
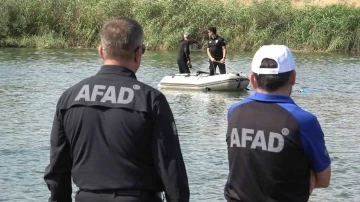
[222,38,227,46]
[184,41,190,61]
[44,104,72,202]
[151,94,190,202]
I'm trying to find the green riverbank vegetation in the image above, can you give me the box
[0,0,359,53]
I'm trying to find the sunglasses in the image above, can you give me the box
[135,44,146,54]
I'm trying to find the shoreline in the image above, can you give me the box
[0,0,359,53]
[222,0,360,8]
[2,46,359,56]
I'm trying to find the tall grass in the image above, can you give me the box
[0,0,359,52]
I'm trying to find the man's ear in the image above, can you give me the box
[98,45,104,60]
[249,73,258,89]
[134,46,142,63]
[289,70,296,86]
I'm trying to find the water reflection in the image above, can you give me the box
[0,48,359,201]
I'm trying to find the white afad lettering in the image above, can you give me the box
[251,130,267,150]
[91,85,106,101]
[75,85,90,101]
[100,86,116,103]
[230,128,241,147]
[117,87,134,104]
[241,128,254,148]
[268,132,284,153]
[74,85,135,104]
[229,128,285,153]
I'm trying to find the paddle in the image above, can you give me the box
[196,70,210,74]
[226,65,239,73]
[210,60,239,73]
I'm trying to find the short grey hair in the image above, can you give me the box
[100,17,144,59]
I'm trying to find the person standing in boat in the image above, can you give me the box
[177,32,192,73]
[44,16,190,202]
[224,45,331,202]
[206,27,227,76]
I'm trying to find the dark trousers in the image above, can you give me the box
[75,190,163,202]
[209,59,226,76]
[177,59,190,73]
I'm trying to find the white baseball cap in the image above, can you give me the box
[251,45,295,74]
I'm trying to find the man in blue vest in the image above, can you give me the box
[224,45,331,202]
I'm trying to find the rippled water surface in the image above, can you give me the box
[0,48,359,201]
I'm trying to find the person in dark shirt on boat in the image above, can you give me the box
[177,32,192,74]
[44,16,190,202]
[224,45,331,202]
[207,27,227,76]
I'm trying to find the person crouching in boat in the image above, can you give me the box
[177,32,192,74]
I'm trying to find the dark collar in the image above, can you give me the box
[211,35,219,40]
[248,92,296,104]
[97,65,137,79]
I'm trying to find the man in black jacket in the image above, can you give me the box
[177,32,192,73]
[44,16,190,202]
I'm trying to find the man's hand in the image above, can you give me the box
[210,57,216,62]
[187,61,192,68]
[220,58,225,63]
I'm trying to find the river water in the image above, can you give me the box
[0,48,359,202]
